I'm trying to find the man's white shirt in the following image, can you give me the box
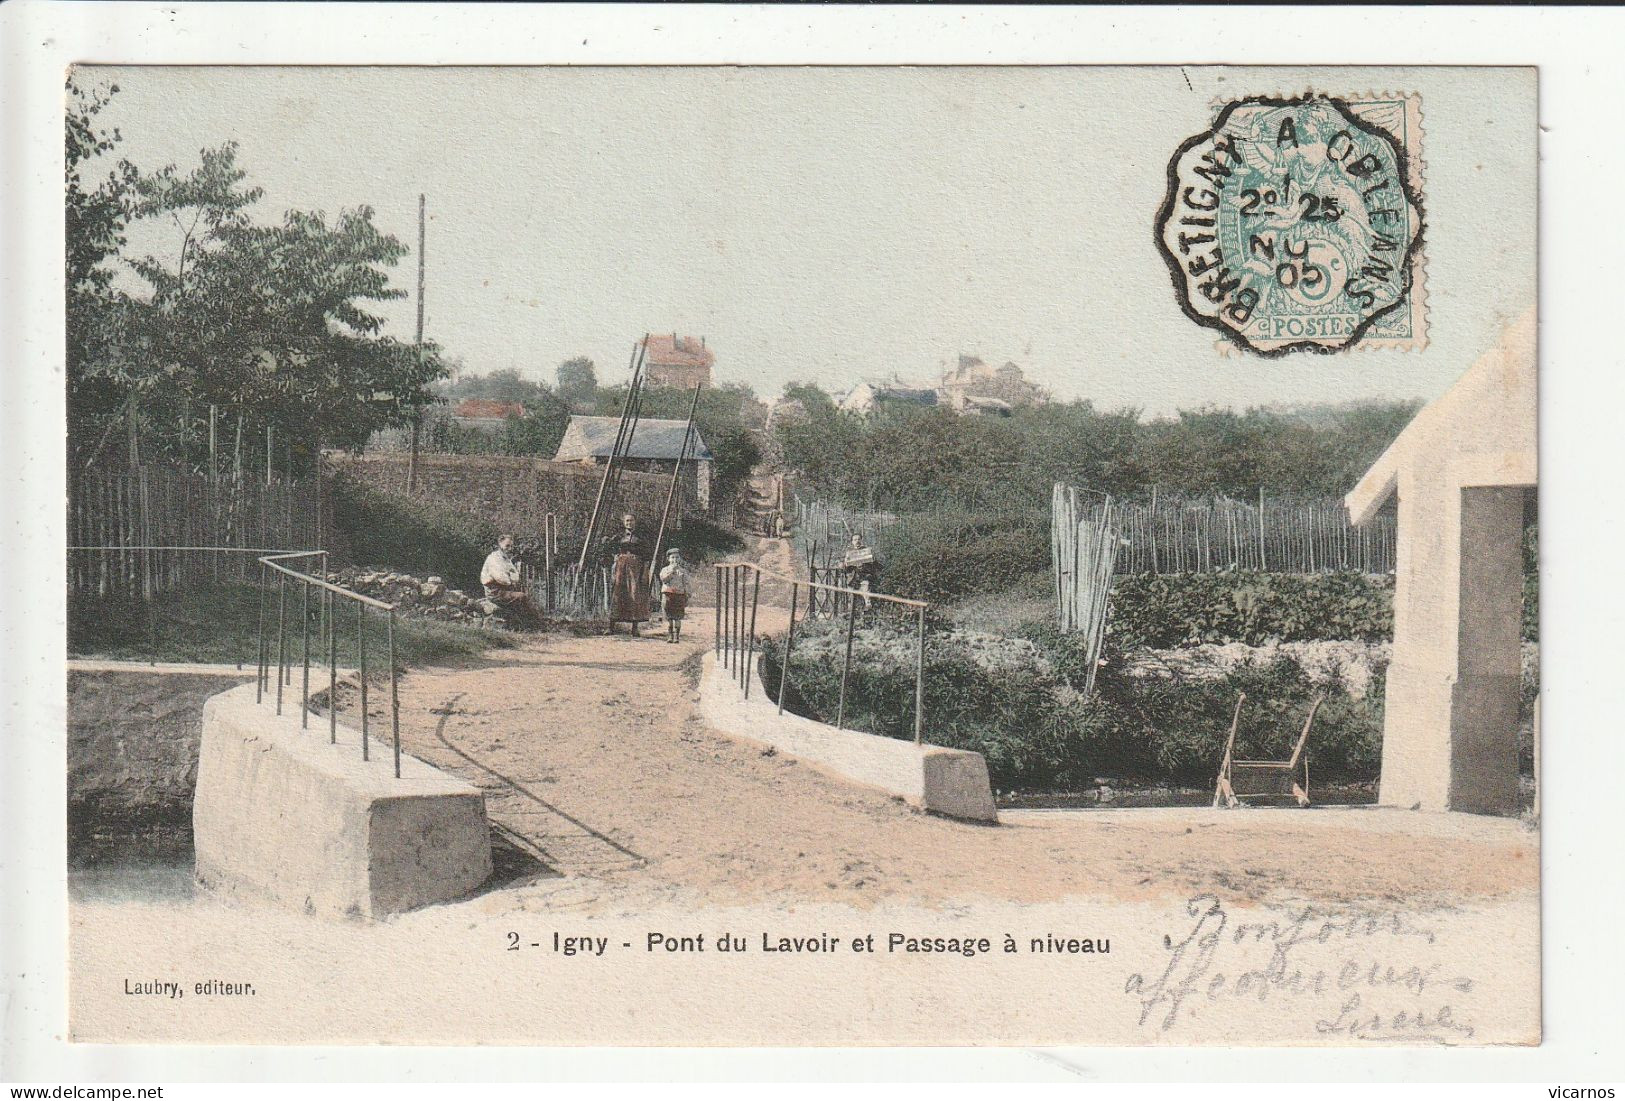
[481,549,520,587]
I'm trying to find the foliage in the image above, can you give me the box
[66,78,144,468]
[774,379,1424,510]
[1106,571,1396,649]
[664,517,745,564]
[873,508,1050,603]
[68,581,513,667]
[771,382,866,502]
[594,381,764,504]
[438,367,551,405]
[556,357,598,408]
[425,388,573,458]
[326,475,500,592]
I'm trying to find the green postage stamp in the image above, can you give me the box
[1158,93,1426,355]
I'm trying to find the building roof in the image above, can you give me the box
[839,379,939,413]
[962,394,1013,413]
[645,334,715,370]
[453,399,526,420]
[1345,307,1536,525]
[552,416,714,462]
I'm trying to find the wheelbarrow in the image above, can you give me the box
[1213,692,1323,808]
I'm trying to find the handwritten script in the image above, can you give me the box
[1124,894,1476,1043]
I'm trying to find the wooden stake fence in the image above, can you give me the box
[68,464,325,598]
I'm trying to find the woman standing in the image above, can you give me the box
[604,513,650,634]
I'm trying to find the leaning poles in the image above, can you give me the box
[602,340,651,548]
[648,382,703,587]
[577,335,649,571]
[607,357,648,529]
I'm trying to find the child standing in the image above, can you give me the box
[658,548,691,644]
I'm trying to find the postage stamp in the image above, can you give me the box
[1158,93,1426,355]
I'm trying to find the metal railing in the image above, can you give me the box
[256,550,404,778]
[714,561,929,745]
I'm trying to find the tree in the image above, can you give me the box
[65,80,452,475]
[771,381,866,503]
[556,356,597,408]
[502,391,573,457]
[439,368,546,405]
[106,145,443,470]
[66,76,144,467]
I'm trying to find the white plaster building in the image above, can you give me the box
[1346,309,1536,815]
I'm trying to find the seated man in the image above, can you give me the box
[480,534,540,624]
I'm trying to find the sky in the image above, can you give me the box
[83,66,1535,417]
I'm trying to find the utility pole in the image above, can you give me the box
[408,193,425,493]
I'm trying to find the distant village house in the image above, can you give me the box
[939,355,1047,413]
[644,334,714,389]
[838,378,939,415]
[451,399,527,433]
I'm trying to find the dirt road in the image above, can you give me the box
[372,539,1536,914]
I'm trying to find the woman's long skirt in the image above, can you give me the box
[610,552,650,623]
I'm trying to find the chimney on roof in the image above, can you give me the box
[701,336,705,348]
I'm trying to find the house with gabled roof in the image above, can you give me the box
[451,399,527,433]
[553,415,714,509]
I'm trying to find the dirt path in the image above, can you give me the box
[371,536,1536,914]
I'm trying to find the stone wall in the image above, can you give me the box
[324,453,677,547]
[195,682,491,918]
[68,667,256,836]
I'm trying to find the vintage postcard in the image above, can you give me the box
[56,64,1537,1047]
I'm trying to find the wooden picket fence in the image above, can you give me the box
[67,464,325,598]
[1110,493,1395,576]
[1050,484,1121,694]
[792,487,1396,580]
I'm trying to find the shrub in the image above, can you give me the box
[874,509,1049,603]
[667,516,745,564]
[1086,656,1385,782]
[1106,570,1395,649]
[759,620,1388,790]
[759,619,1064,783]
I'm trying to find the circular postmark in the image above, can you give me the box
[1156,95,1423,355]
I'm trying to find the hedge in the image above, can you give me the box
[328,475,744,594]
[1107,568,1538,648]
[1108,571,1395,649]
